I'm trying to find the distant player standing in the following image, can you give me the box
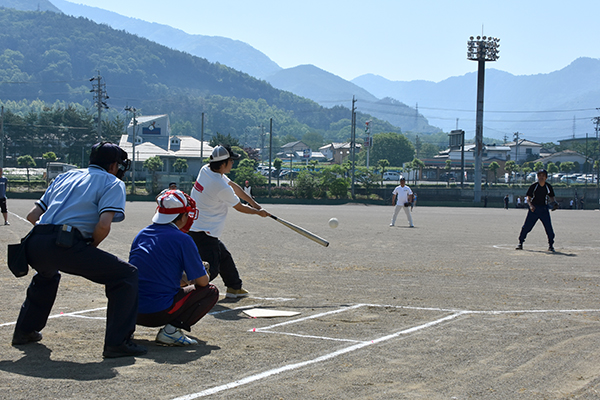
[0,168,9,225]
[516,169,558,252]
[390,176,414,227]
[188,145,270,298]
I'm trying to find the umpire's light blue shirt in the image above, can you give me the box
[36,165,126,238]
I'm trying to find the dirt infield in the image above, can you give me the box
[1,199,600,399]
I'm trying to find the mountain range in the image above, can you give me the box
[2,0,599,144]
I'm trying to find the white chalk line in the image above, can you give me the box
[8,211,29,224]
[254,330,365,344]
[173,304,600,400]
[171,312,466,400]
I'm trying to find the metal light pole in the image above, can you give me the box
[467,35,500,203]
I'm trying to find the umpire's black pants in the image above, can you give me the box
[188,231,242,290]
[15,225,139,347]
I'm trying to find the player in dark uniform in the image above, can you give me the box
[516,169,558,252]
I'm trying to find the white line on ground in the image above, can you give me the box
[255,330,365,343]
[249,304,364,332]
[171,312,466,400]
[8,211,29,223]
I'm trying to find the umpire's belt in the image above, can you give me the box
[32,224,88,239]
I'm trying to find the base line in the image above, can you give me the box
[171,312,465,400]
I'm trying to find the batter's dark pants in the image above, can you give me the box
[137,284,219,331]
[518,207,555,246]
[188,231,242,290]
[15,225,139,347]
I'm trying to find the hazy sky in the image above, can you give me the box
[66,0,599,83]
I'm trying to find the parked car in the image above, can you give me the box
[278,170,298,179]
[526,172,537,182]
[440,172,456,182]
[560,174,578,184]
[382,171,401,181]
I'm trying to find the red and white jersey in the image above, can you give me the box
[189,164,239,238]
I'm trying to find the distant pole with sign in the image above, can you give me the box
[351,96,357,198]
[365,120,372,169]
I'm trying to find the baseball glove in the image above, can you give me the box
[404,202,412,207]
[550,201,559,211]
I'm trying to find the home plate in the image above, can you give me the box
[243,308,301,318]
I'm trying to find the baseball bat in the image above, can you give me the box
[269,215,329,247]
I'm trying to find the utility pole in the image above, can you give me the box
[200,112,205,166]
[513,132,521,164]
[365,120,372,169]
[350,96,357,199]
[257,123,265,163]
[90,71,109,141]
[467,35,500,203]
[124,106,137,194]
[268,118,273,197]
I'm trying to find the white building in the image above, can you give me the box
[119,114,212,188]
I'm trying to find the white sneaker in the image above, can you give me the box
[155,327,198,346]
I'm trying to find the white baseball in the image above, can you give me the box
[328,218,339,229]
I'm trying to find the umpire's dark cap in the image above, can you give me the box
[90,142,129,170]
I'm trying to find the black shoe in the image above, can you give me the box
[515,243,523,250]
[12,330,43,345]
[103,340,147,358]
[548,246,555,252]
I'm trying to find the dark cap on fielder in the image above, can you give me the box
[210,145,241,163]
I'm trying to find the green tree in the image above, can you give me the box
[43,151,57,164]
[488,161,500,184]
[547,162,559,183]
[411,158,425,185]
[420,143,440,158]
[533,161,544,172]
[355,167,379,195]
[233,158,265,187]
[370,133,415,168]
[444,159,453,186]
[504,160,517,185]
[273,157,283,186]
[209,133,240,148]
[144,156,164,194]
[17,155,36,185]
[329,178,349,199]
[377,159,390,186]
[173,158,188,173]
[294,170,318,199]
[560,161,575,185]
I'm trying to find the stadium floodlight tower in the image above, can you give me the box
[467,35,499,202]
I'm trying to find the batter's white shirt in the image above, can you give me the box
[189,164,240,238]
[392,185,413,205]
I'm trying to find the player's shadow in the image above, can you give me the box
[0,343,129,380]
[210,303,249,321]
[523,249,577,257]
[133,338,220,364]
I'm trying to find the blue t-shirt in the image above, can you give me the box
[36,165,126,238]
[129,223,207,314]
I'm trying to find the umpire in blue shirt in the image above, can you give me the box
[12,142,147,358]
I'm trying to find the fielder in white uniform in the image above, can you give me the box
[390,176,414,227]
